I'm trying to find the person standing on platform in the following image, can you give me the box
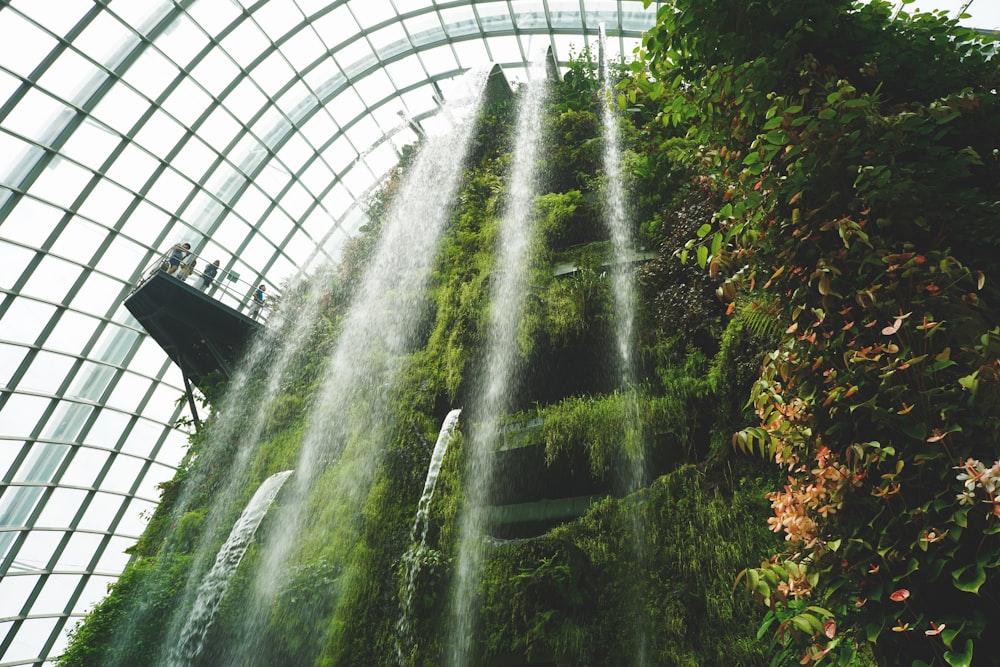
[200,259,220,290]
[166,242,190,275]
[250,284,266,319]
[179,258,196,282]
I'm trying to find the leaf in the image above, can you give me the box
[944,639,973,667]
[952,563,986,593]
[696,245,708,269]
[697,223,712,238]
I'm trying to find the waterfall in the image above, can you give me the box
[395,408,462,666]
[600,24,649,665]
[166,470,292,667]
[219,70,490,666]
[447,60,551,667]
[111,268,333,666]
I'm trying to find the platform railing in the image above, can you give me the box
[131,248,279,322]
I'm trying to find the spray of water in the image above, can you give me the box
[600,24,649,665]
[108,269,332,666]
[395,408,462,666]
[219,70,490,666]
[165,470,292,666]
[446,60,551,667]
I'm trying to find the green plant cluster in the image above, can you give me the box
[636,0,1000,664]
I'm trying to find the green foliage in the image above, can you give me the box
[635,0,1000,663]
[478,465,779,666]
[57,554,191,667]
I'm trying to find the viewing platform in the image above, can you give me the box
[124,250,279,423]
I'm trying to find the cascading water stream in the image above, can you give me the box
[166,470,293,667]
[446,60,551,667]
[113,268,333,666]
[220,70,490,667]
[600,24,650,665]
[395,408,462,666]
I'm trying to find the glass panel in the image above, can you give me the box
[133,109,187,161]
[143,381,182,424]
[29,156,94,211]
[34,574,82,613]
[89,81,151,134]
[0,241,38,289]
[76,178,136,225]
[120,417,163,460]
[37,47,108,106]
[186,0,242,37]
[75,575,117,615]
[2,88,73,146]
[220,19,270,68]
[0,298,57,346]
[0,11,58,79]
[72,11,140,71]
[105,371,151,413]
[98,455,145,495]
[298,161,335,198]
[54,532,101,570]
[225,78,268,125]
[385,58,423,90]
[103,142,160,194]
[35,488,88,528]
[95,234,146,280]
[418,44,460,73]
[59,448,109,488]
[281,27,326,71]
[169,135,216,183]
[70,273,125,320]
[251,0,300,41]
[405,14,445,47]
[116,499,155,536]
[252,51,296,98]
[19,255,82,305]
[0,574,39,616]
[133,462,171,503]
[77,492,124,531]
[369,23,409,58]
[42,311,99,356]
[84,409,132,450]
[352,0,394,26]
[15,350,76,395]
[440,5,479,37]
[143,166,194,212]
[299,111,338,150]
[11,0,92,39]
[486,35,524,62]
[2,617,57,664]
[199,106,243,152]
[0,344,29,388]
[95,535,132,572]
[120,199,171,247]
[159,76,214,129]
[313,5,362,49]
[59,118,122,172]
[14,530,63,571]
[48,216,107,264]
[353,68,394,107]
[190,48,242,99]
[156,13,211,68]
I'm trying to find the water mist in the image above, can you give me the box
[446,60,551,667]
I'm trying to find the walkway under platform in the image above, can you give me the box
[124,270,262,390]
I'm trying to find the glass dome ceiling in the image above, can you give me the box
[0,0,994,665]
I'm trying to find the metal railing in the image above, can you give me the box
[131,247,279,322]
